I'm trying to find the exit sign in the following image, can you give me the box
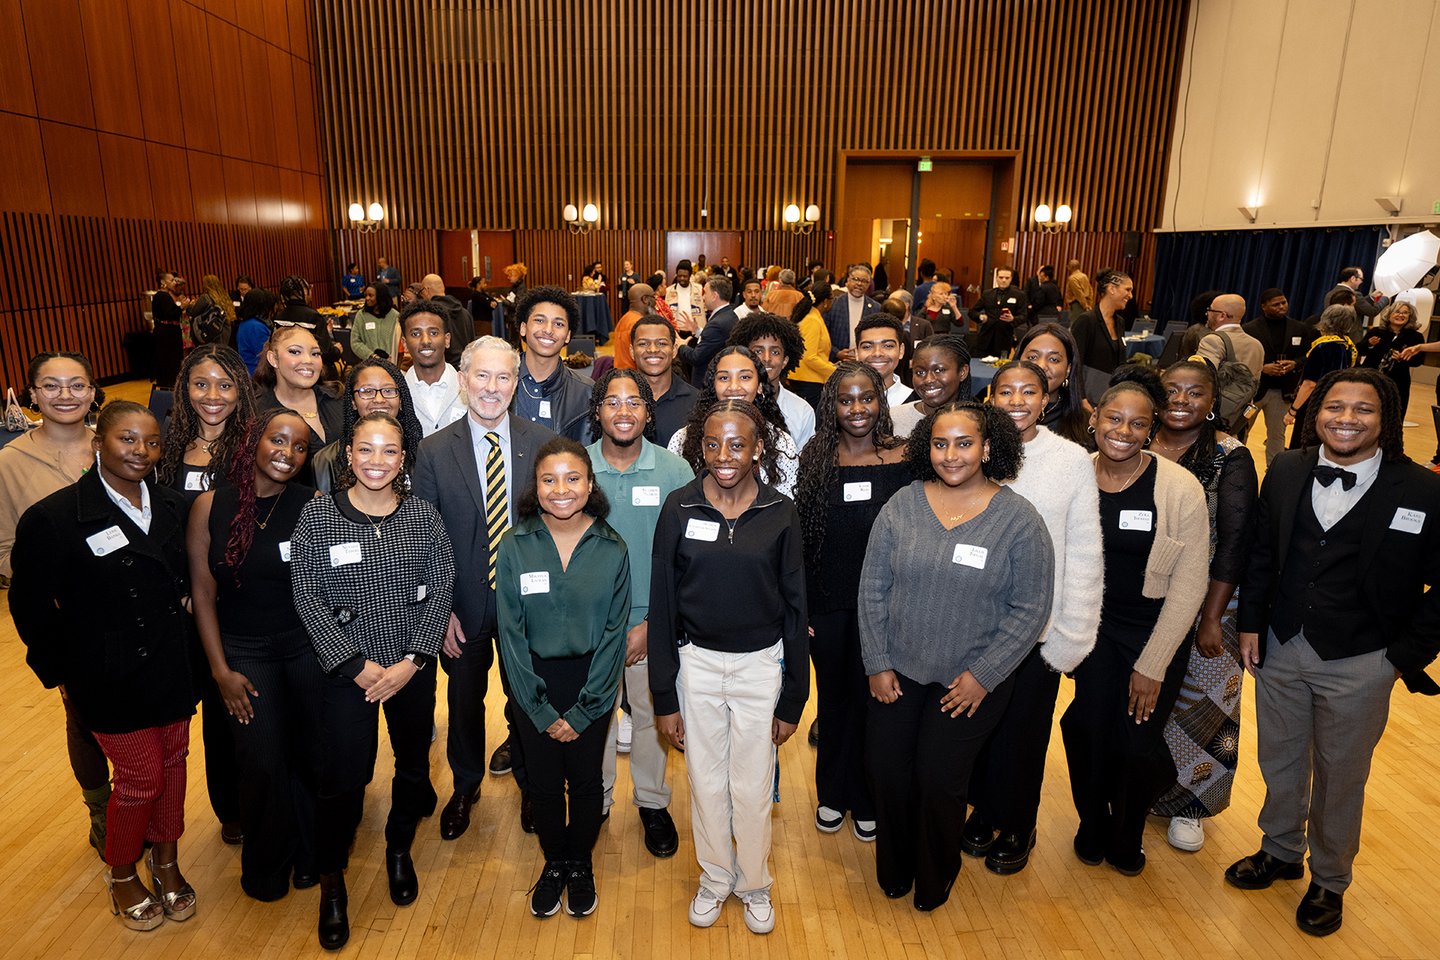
[918,157,933,172]
[1433,199,1440,214]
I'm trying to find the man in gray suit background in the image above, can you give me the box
[413,335,556,840]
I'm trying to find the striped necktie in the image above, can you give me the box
[484,431,508,588]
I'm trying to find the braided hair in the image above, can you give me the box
[698,399,777,487]
[223,407,310,585]
[1160,357,1223,486]
[1299,367,1406,462]
[587,368,659,443]
[678,346,789,483]
[332,357,426,483]
[159,344,256,487]
[913,333,973,402]
[795,362,904,566]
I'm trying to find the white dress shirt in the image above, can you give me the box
[406,363,466,437]
[885,378,914,410]
[776,387,816,451]
[1312,448,1382,531]
[467,414,516,523]
[97,458,153,534]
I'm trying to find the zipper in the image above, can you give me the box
[679,492,785,546]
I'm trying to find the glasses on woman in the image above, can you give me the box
[353,386,401,400]
[34,379,94,398]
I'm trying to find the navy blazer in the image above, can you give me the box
[411,414,556,639]
[1238,448,1440,694]
[679,303,738,384]
[824,295,882,355]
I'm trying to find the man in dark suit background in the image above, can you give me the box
[1244,288,1314,467]
[1330,266,1383,322]
[677,274,737,384]
[412,335,556,841]
[825,263,882,360]
[1228,367,1440,936]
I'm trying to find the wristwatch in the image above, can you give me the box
[404,652,432,670]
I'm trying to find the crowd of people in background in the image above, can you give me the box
[3,250,1440,949]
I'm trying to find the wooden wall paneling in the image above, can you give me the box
[38,123,106,219]
[278,169,306,228]
[240,33,277,167]
[148,142,195,221]
[188,151,228,223]
[252,163,284,228]
[268,47,301,167]
[0,0,36,115]
[286,0,309,59]
[473,232,516,285]
[22,0,95,128]
[262,0,290,50]
[333,229,439,295]
[222,158,258,226]
[0,114,51,216]
[170,0,221,156]
[292,60,320,176]
[665,233,743,272]
[98,134,155,222]
[79,0,144,138]
[208,19,248,161]
[127,0,182,143]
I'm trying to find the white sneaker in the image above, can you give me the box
[688,886,724,928]
[1167,816,1205,852]
[741,892,775,934]
[852,819,877,842]
[616,713,633,754]
[815,805,844,833]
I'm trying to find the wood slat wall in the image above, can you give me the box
[311,0,1190,235]
[334,228,442,291]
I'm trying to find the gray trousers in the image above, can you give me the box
[1255,631,1395,893]
[1256,388,1291,467]
[602,657,672,811]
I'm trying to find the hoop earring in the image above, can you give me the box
[1143,436,1152,447]
[1206,410,1216,421]
[90,399,101,412]
[1062,377,1069,388]
[1087,424,1095,434]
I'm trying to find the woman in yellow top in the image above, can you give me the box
[787,286,838,408]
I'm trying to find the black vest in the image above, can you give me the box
[1271,483,1385,659]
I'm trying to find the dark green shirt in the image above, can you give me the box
[497,514,631,734]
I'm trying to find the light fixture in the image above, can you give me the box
[784,202,818,235]
[1033,204,1052,224]
[348,200,385,233]
[783,203,801,224]
[1375,196,1404,216]
[582,203,599,223]
[1238,205,1258,223]
[1032,202,1072,233]
[1054,204,1072,224]
[564,202,597,234]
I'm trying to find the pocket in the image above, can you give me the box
[1148,536,1184,578]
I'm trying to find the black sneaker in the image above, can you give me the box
[489,738,514,776]
[529,861,568,918]
[564,861,597,917]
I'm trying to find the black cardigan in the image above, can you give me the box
[9,471,197,734]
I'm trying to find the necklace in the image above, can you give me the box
[939,485,989,526]
[357,508,390,540]
[1102,452,1149,492]
[299,410,319,419]
[256,487,285,529]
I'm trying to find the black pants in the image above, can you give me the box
[513,653,613,865]
[1061,634,1189,864]
[199,672,242,825]
[61,690,110,790]
[866,670,1014,908]
[787,378,823,410]
[224,627,323,901]
[316,665,438,873]
[969,643,1061,836]
[441,632,527,793]
[810,609,873,820]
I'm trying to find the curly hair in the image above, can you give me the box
[25,351,106,410]
[678,346,789,484]
[1299,367,1406,462]
[904,401,1025,483]
[159,344,256,487]
[250,324,317,390]
[695,399,778,487]
[795,362,905,565]
[335,412,414,499]
[515,285,580,335]
[727,311,806,379]
[1160,358,1223,486]
[222,408,311,586]
[516,436,612,521]
[328,357,425,486]
[1017,322,1089,446]
[913,333,973,401]
[587,368,658,444]
[279,275,311,305]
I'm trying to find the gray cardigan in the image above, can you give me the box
[858,482,1055,691]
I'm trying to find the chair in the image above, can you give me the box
[591,355,614,381]
[1161,320,1188,341]
[1157,332,1184,368]
[148,388,174,431]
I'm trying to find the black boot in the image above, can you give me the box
[387,848,418,906]
[318,872,349,951]
[81,784,110,856]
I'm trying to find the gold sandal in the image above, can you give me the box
[145,851,197,921]
[106,868,164,931]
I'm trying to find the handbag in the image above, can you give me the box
[5,387,36,433]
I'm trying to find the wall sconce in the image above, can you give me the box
[1375,196,1404,217]
[1033,203,1072,233]
[348,201,385,233]
[784,202,820,235]
[564,202,599,234]
[1238,205,1258,223]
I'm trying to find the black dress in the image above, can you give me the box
[1360,327,1423,410]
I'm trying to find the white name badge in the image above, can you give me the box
[538,399,553,419]
[685,518,720,542]
[632,485,661,507]
[952,544,988,569]
[1119,509,1154,531]
[279,541,291,562]
[1291,336,1302,346]
[520,571,550,595]
[365,321,376,330]
[329,542,363,567]
[416,583,428,601]
[1391,508,1426,534]
[86,525,129,557]
[1005,297,1017,305]
[184,472,207,491]
[843,481,872,502]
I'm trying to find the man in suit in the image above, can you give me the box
[971,267,1030,357]
[1330,266,1383,321]
[420,273,476,367]
[1228,367,1440,936]
[412,336,557,840]
[1244,288,1314,466]
[825,263,882,360]
[677,275,736,384]
[376,256,401,300]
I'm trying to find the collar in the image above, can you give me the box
[588,436,658,475]
[1317,447,1382,485]
[848,293,866,304]
[96,459,152,518]
[677,471,787,511]
[467,412,512,447]
[406,362,458,390]
[1215,322,1243,332]
[511,512,621,544]
[520,356,565,394]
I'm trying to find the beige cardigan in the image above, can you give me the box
[0,429,93,577]
[1093,452,1212,681]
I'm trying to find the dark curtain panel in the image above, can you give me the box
[1152,228,1385,324]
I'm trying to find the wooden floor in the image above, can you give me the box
[3,380,1440,959]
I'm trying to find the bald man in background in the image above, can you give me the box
[612,283,657,370]
[422,273,476,365]
[1196,294,1265,378]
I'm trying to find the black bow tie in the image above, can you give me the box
[1313,464,1357,490]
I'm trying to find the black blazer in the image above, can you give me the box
[9,471,197,733]
[1237,448,1440,694]
[411,414,556,638]
[1243,314,1314,395]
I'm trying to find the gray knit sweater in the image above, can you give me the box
[858,482,1055,691]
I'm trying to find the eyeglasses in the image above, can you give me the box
[1204,308,1227,317]
[35,379,94,398]
[354,386,401,400]
[601,397,646,411]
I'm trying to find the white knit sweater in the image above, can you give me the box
[1006,428,1104,672]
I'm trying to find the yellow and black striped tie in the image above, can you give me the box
[484,431,508,588]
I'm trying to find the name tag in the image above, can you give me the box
[1291,336,1302,346]
[632,485,661,507]
[365,321,376,330]
[1391,508,1426,534]
[1004,297,1017,305]
[329,542,363,567]
[843,481,872,502]
[416,583,428,601]
[952,544,988,569]
[685,518,720,541]
[538,399,553,419]
[184,472,207,491]
[86,525,129,557]
[1119,510,1154,531]
[520,571,550,595]
[279,541,291,562]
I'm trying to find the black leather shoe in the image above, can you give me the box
[807,720,819,747]
[439,788,480,841]
[961,811,998,857]
[520,791,536,834]
[639,807,679,858]
[387,848,418,906]
[221,821,245,845]
[1073,835,1104,867]
[1107,849,1146,877]
[317,872,349,951]
[984,829,1037,875]
[293,868,319,890]
[489,738,514,776]
[1296,882,1343,936]
[1224,849,1305,890]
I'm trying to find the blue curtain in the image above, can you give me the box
[1151,227,1384,324]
